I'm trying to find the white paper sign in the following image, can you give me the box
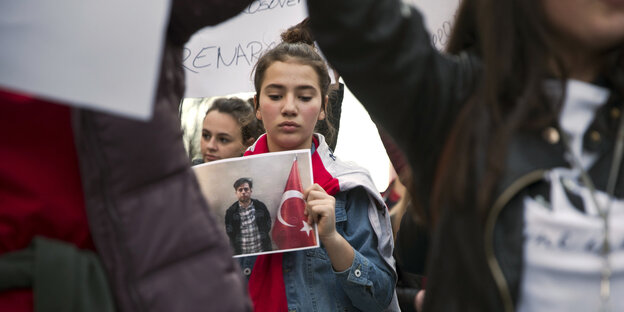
[183,0,460,98]
[406,0,462,50]
[0,0,170,120]
[183,0,307,98]
[193,149,319,258]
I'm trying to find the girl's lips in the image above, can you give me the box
[278,121,300,132]
[204,154,220,161]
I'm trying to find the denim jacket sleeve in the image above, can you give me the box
[333,186,396,311]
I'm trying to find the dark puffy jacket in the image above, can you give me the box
[72,1,254,311]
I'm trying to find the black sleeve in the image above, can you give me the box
[395,210,429,275]
[308,0,480,206]
[255,200,273,251]
[257,200,272,232]
[224,206,237,248]
[167,0,254,46]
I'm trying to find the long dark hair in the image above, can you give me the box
[432,0,624,219]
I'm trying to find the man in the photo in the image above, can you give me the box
[224,178,273,255]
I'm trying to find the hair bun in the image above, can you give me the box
[280,18,314,46]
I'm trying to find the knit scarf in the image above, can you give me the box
[244,134,339,311]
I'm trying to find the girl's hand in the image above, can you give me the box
[304,183,337,242]
[304,183,354,271]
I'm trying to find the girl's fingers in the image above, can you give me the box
[304,183,326,199]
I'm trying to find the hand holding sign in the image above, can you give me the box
[304,183,337,241]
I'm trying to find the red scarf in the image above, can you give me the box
[244,135,339,311]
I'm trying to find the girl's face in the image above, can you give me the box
[255,61,327,152]
[201,110,246,162]
[543,0,624,51]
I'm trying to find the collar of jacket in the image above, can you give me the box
[485,91,623,311]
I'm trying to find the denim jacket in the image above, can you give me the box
[240,187,395,311]
[241,134,399,311]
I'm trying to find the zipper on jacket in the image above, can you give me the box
[484,170,546,312]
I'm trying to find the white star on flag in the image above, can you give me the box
[300,221,313,236]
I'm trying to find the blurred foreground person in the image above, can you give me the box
[308,0,624,311]
[0,0,254,311]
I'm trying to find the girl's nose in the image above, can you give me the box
[206,137,218,150]
[281,94,297,116]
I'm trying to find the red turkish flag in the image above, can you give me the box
[272,158,317,249]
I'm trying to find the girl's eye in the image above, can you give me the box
[219,137,231,144]
[299,96,313,102]
[202,133,210,140]
[268,95,282,101]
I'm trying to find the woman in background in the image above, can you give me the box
[199,97,264,163]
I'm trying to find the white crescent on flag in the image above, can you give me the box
[277,190,304,227]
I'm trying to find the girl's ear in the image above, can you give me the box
[318,95,328,121]
[254,95,262,120]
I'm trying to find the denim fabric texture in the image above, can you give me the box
[239,187,395,312]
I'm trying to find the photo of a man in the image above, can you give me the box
[193,150,318,258]
[224,178,273,255]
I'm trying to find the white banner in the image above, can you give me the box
[0,0,170,120]
[183,0,307,98]
[183,0,461,98]
[406,0,462,50]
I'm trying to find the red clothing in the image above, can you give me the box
[244,135,339,312]
[0,90,94,311]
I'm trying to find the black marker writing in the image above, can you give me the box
[183,40,278,73]
[243,0,303,14]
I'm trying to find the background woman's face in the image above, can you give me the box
[201,110,246,162]
[543,0,624,51]
[255,61,326,152]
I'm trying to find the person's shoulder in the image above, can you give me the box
[252,198,268,207]
[226,201,238,212]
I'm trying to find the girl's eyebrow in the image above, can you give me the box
[264,84,317,91]
[264,84,285,90]
[202,129,233,138]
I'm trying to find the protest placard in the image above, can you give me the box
[193,149,319,257]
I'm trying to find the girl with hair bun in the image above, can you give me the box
[239,41,399,312]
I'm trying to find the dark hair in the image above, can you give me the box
[233,177,253,190]
[281,18,314,46]
[253,42,334,138]
[432,0,624,218]
[205,97,264,145]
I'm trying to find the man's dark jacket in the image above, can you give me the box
[224,199,273,255]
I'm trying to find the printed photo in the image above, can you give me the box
[193,149,319,257]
